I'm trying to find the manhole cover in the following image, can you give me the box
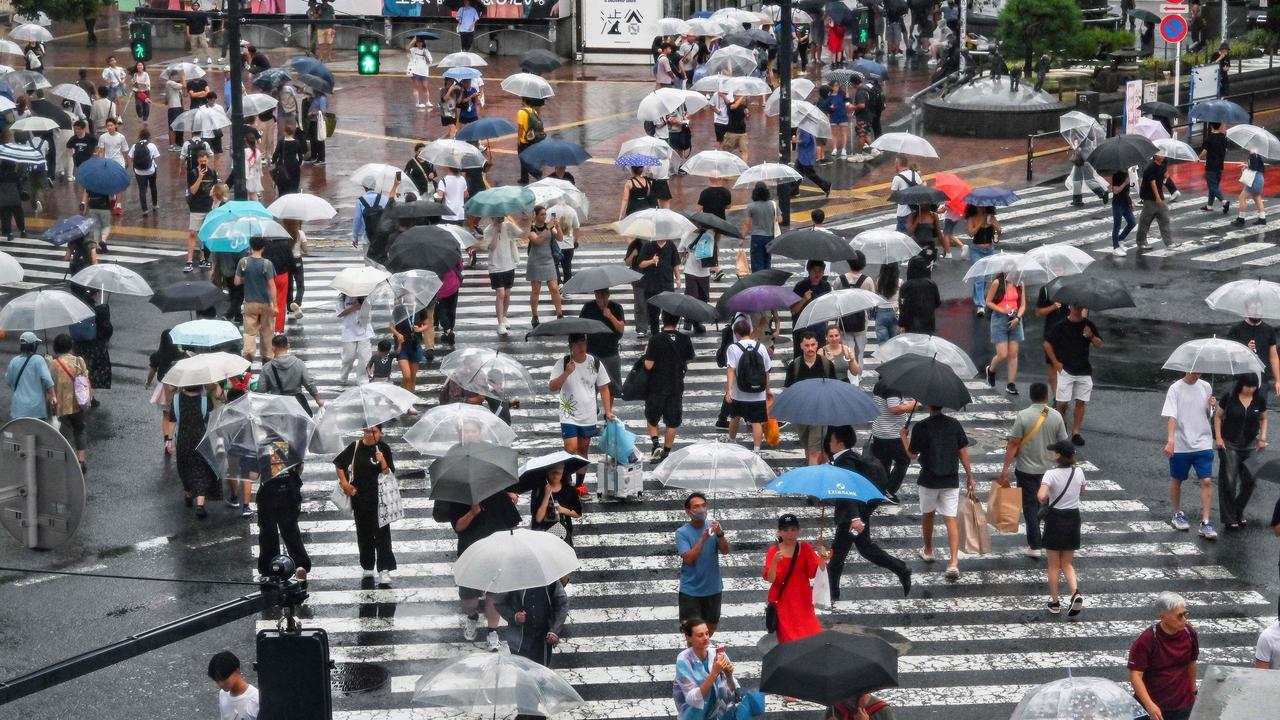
[331,662,390,695]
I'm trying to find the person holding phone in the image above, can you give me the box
[762,513,825,642]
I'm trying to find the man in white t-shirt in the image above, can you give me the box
[889,155,922,232]
[710,88,731,149]
[102,55,129,120]
[337,294,374,385]
[1256,618,1280,669]
[208,650,259,720]
[550,334,614,492]
[435,168,469,223]
[1161,372,1217,539]
[724,315,772,452]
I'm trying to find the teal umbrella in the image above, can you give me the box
[197,200,273,244]
[204,217,290,253]
[464,186,536,218]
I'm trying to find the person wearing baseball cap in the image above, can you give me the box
[5,332,53,420]
[763,512,826,642]
[1038,439,1085,616]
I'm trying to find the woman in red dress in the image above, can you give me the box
[763,513,827,643]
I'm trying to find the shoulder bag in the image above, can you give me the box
[1038,467,1076,522]
[1017,405,1052,449]
[331,444,356,512]
[55,357,91,410]
[764,542,803,633]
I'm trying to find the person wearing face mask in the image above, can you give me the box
[676,492,730,637]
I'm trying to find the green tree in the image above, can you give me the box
[14,0,101,23]
[997,0,1086,72]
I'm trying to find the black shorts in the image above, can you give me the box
[714,123,727,142]
[644,393,683,428]
[650,178,672,201]
[167,106,183,127]
[668,128,691,152]
[731,399,767,424]
[441,116,457,127]
[678,592,723,626]
[458,585,484,601]
[207,134,223,154]
[488,269,515,289]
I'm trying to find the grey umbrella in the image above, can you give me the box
[560,266,642,295]
[648,292,718,323]
[427,442,519,505]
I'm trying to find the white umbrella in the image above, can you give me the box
[1206,279,1280,319]
[267,193,336,221]
[733,162,803,188]
[528,177,590,219]
[635,88,709,121]
[0,96,12,113]
[0,39,24,57]
[691,74,732,93]
[791,100,833,139]
[403,404,518,456]
[50,83,92,107]
[1131,117,1171,141]
[1153,138,1200,162]
[705,46,757,76]
[877,333,980,379]
[720,76,772,97]
[162,352,250,387]
[8,24,53,43]
[238,93,278,116]
[0,251,21,284]
[349,163,419,195]
[618,135,673,160]
[1025,244,1095,278]
[436,222,483,250]
[170,106,231,134]
[69,264,153,296]
[329,266,392,297]
[413,652,584,717]
[614,208,696,241]
[1059,110,1104,148]
[1227,124,1280,159]
[682,149,749,178]
[848,229,920,265]
[454,528,579,593]
[872,132,939,158]
[711,7,762,26]
[164,62,206,80]
[795,288,885,328]
[962,251,1053,285]
[655,17,691,36]
[0,289,92,331]
[437,51,488,68]
[652,441,776,493]
[686,18,726,37]
[1163,337,1264,376]
[764,79,818,114]
[500,72,554,99]
[421,138,486,169]
[12,11,51,26]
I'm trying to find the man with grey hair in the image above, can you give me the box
[1128,591,1199,720]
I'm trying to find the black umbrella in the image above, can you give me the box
[768,228,854,261]
[716,268,793,319]
[525,317,613,339]
[889,185,948,206]
[150,281,223,313]
[760,631,898,706]
[31,99,73,130]
[386,226,463,274]
[1087,135,1158,174]
[722,32,754,48]
[1244,453,1280,484]
[1052,275,1136,311]
[825,1,856,24]
[519,49,563,75]
[648,291,718,323]
[385,201,450,220]
[560,265,642,295]
[1140,101,1179,119]
[684,211,742,239]
[428,442,519,505]
[876,354,972,410]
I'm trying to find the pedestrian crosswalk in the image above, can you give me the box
[253,242,1272,720]
[0,235,187,291]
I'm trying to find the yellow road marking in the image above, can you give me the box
[25,216,189,241]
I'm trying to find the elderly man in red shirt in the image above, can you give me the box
[1128,591,1200,720]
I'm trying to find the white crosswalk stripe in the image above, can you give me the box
[253,236,1272,720]
[0,235,186,291]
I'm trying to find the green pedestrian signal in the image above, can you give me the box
[853,9,871,46]
[357,34,381,75]
[129,21,152,62]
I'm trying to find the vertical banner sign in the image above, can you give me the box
[1124,79,1144,134]
[1143,82,1158,104]
[582,0,662,51]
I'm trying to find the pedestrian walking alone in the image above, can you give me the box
[725,317,772,453]
[1199,122,1229,214]
[785,331,837,466]
[131,129,160,214]
[1227,314,1280,398]
[1038,440,1085,615]
[763,513,826,642]
[529,458,583,544]
[642,312,695,463]
[1232,150,1267,227]
[525,206,563,327]
[674,618,737,720]
[580,288,625,397]
[1110,169,1136,256]
[742,183,781,272]
[1214,373,1266,530]
[494,582,568,666]
[1163,371,1218,539]
[905,404,975,580]
[1135,152,1174,249]
[0,160,26,240]
[337,293,374,385]
[869,378,916,502]
[827,425,912,599]
[550,334,614,493]
[676,492,730,635]
[1044,303,1102,446]
[984,271,1025,395]
[1128,592,1200,720]
[898,255,941,333]
[335,425,397,586]
[255,440,310,583]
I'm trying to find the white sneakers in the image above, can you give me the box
[486,630,502,652]
[498,322,510,336]
[463,615,479,641]
[289,302,303,320]
[1112,246,1127,257]
[377,570,392,585]
[1022,547,1044,558]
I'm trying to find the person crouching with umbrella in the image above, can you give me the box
[674,617,737,720]
[494,580,567,668]
[335,425,397,587]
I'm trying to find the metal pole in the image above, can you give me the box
[227,0,248,201]
[959,0,968,72]
[1173,39,1182,139]
[1221,0,1228,44]
[22,434,36,549]
[778,0,793,228]
[1026,134,1034,182]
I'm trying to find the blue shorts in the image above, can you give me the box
[990,314,1026,343]
[107,85,126,99]
[943,217,959,235]
[560,423,599,439]
[1169,449,1214,481]
[411,73,430,82]
[397,345,426,363]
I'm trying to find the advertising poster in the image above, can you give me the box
[581,0,662,51]
[1123,79,1143,135]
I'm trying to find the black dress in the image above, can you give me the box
[624,177,654,215]
[175,391,218,498]
[74,304,113,389]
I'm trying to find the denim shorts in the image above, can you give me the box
[560,423,599,439]
[1169,449,1214,481]
[989,314,1025,343]
[397,345,426,363]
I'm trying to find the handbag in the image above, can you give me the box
[958,493,993,555]
[1241,167,1259,188]
[986,483,1022,533]
[55,357,91,410]
[1038,467,1076,522]
[734,249,750,276]
[811,565,832,610]
[764,541,802,633]
[772,201,783,237]
[693,231,715,260]
[620,356,649,401]
[332,451,356,511]
[377,473,405,527]
[764,398,781,447]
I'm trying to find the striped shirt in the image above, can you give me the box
[871,394,910,439]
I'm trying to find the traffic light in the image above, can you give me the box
[129,21,152,62]
[853,9,871,46]
[357,34,381,75]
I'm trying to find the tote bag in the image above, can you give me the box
[986,483,1022,533]
[958,493,993,554]
[377,474,405,527]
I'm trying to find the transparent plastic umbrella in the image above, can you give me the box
[528,178,590,218]
[848,229,920,265]
[636,88,709,121]
[437,51,488,68]
[1162,337,1264,377]
[2,69,49,91]
[1227,124,1280,159]
[876,333,980,379]
[162,351,249,386]
[1131,117,1171,141]
[12,11,51,26]
[0,250,21,283]
[871,132,939,158]
[50,83,92,107]
[169,319,241,349]
[705,46,758,76]
[440,348,536,402]
[11,116,58,133]
[652,441,776,493]
[266,193,336,222]
[404,404,518,457]
[238,93,278,116]
[765,78,817,113]
[1009,676,1143,720]
[795,288,885,328]
[962,251,1053,285]
[421,139,487,170]
[198,393,316,480]
[310,383,420,454]
[614,208,696,240]
[733,162,803,187]
[69,264,152,296]
[454,528,579,593]
[368,270,444,313]
[719,76,771,96]
[412,651,583,717]
[0,289,93,331]
[9,24,54,42]
[350,163,419,194]
[682,149,749,178]
[170,106,231,134]
[1025,244,1095,278]
[164,62,206,80]
[655,17,691,36]
[500,73,554,99]
[1153,138,1200,162]
[1058,110,1104,148]
[329,266,391,297]
[1205,279,1280,319]
[686,18,726,37]
[618,135,673,160]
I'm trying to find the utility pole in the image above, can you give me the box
[226,0,248,201]
[777,0,793,228]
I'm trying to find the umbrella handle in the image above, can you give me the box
[817,505,826,546]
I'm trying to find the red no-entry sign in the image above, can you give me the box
[1161,14,1188,43]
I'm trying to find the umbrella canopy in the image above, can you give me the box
[422,138,487,170]
[238,93,278,116]
[516,451,589,492]
[615,208,696,241]
[370,269,444,312]
[69,264,152,296]
[501,73,554,99]
[385,200,450,221]
[41,215,95,246]
[1227,124,1280,159]
[440,347,536,402]
[0,289,92,330]
[310,383,419,453]
[1140,100,1179,119]
[726,284,801,314]
[30,99,71,129]
[198,393,315,480]
[9,24,53,42]
[764,78,818,112]
[526,317,613,339]
[876,333,979,379]
[615,152,662,168]
[1,68,48,91]
[1052,276,1136,311]
[963,186,1021,207]
[454,528,579,593]
[771,378,879,425]
[1059,110,1104,148]
[734,162,803,187]
[204,217,290,253]
[847,229,920,265]
[428,441,520,504]
[442,66,483,82]
[769,228,854,261]
[0,251,21,283]
[1205,279,1280,319]
[822,67,863,85]
[150,281,223,313]
[170,106,232,134]
[164,62,206,80]
[1010,676,1143,720]
[852,57,889,79]
[530,177,589,219]
[716,269,793,317]
[266,193,336,221]
[618,136,674,161]
[1131,117,1172,141]
[765,464,887,503]
[682,150,749,178]
[1129,8,1160,22]
[437,51,488,68]
[75,157,131,195]
[520,139,590,168]
[330,266,392,297]
[1153,138,1200,162]
[12,11,51,26]
[718,76,772,97]
[519,48,563,75]
[871,132,938,158]
[1087,135,1158,174]
[1162,338,1264,377]
[350,163,418,194]
[686,18,726,37]
[198,201,274,243]
[636,88,706,122]
[653,441,776,492]
[406,405,518,457]
[795,288,884,328]
[1025,244,1095,278]
[170,319,241,348]
[890,184,948,206]
[0,143,43,166]
[286,56,334,86]
[456,116,518,141]
[386,226,464,275]
[251,68,293,90]
[685,211,742,238]
[1188,98,1250,124]
[294,73,333,94]
[962,251,1053,285]
[876,354,972,409]
[162,351,249,386]
[705,46,758,75]
[931,172,972,215]
[466,186,537,217]
[412,652,583,717]
[648,291,717,323]
[10,116,57,133]
[760,631,897,705]
[560,266,642,295]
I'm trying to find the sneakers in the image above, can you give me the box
[486,629,502,652]
[1199,520,1218,539]
[1068,592,1084,617]
[224,492,241,508]
[944,565,960,580]
[974,307,986,318]
[1047,599,1062,615]
[183,261,194,273]
[462,615,479,641]
[199,259,213,269]
[1255,217,1267,226]
[714,418,730,430]
[917,548,935,562]
[649,445,664,463]
[290,303,303,320]
[1232,217,1246,227]
[194,504,208,519]
[242,503,254,519]
[1023,546,1044,558]
[1171,511,1190,531]
[1223,201,1231,215]
[1006,383,1019,396]
[416,103,426,109]
[985,364,996,387]
[498,322,510,336]
[1112,246,1127,257]
[377,570,392,586]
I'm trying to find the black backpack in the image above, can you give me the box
[183,139,208,172]
[132,142,153,172]
[358,194,387,241]
[867,80,887,114]
[642,120,657,137]
[733,341,768,393]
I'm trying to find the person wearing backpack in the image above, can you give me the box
[49,334,92,473]
[1128,592,1199,720]
[130,128,160,214]
[353,174,398,250]
[889,156,922,231]
[725,316,772,453]
[516,97,547,184]
[5,332,54,420]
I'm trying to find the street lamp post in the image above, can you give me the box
[778,0,793,228]
[226,0,248,201]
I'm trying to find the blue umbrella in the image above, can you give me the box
[198,201,273,243]
[689,10,713,18]
[287,56,335,86]
[411,30,440,40]
[520,139,591,168]
[252,68,294,91]
[770,378,879,426]
[963,186,1020,207]
[852,58,889,80]
[170,319,242,348]
[42,215,95,246]
[76,158,131,195]
[765,465,887,503]
[456,117,517,141]
[1188,98,1250,124]
[443,66,482,81]
[615,153,661,167]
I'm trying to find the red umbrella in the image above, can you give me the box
[933,172,971,216]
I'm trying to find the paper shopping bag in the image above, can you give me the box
[958,493,993,555]
[986,483,1022,534]
[735,249,750,276]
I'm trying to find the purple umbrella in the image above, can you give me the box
[727,285,802,314]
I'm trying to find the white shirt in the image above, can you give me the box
[407,45,433,76]
[131,71,151,94]
[165,79,184,106]
[98,131,129,166]
[711,91,730,126]
[485,218,521,273]
[131,141,160,176]
[1040,465,1084,510]
[102,65,127,89]
[437,175,467,221]
[548,203,579,250]
[678,230,711,278]
[336,296,374,343]
[1161,379,1215,453]
[551,354,610,426]
[1255,621,1280,669]
[725,339,771,402]
[218,684,259,720]
[890,170,923,217]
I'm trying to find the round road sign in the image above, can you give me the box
[1160,15,1188,44]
